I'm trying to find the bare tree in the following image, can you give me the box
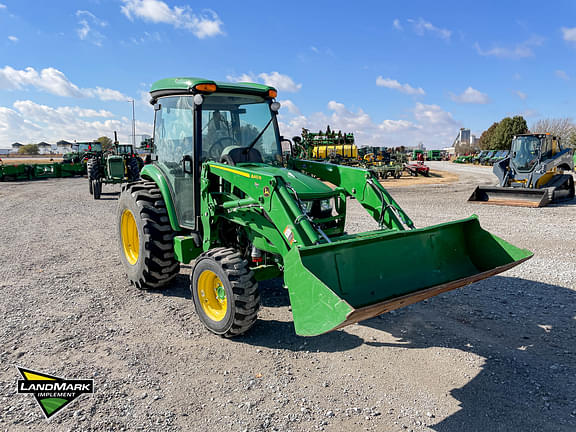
[531,118,576,147]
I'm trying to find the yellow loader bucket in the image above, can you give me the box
[284,216,532,336]
[468,186,552,207]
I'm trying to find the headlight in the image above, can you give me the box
[302,200,314,213]
[320,199,332,212]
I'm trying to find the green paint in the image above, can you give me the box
[285,216,532,335]
[174,236,202,263]
[40,398,68,415]
[141,165,182,232]
[150,77,275,96]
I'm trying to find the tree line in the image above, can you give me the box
[478,116,576,150]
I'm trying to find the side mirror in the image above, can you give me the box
[280,136,293,159]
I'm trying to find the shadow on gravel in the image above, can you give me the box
[155,274,192,299]
[234,320,364,353]
[360,276,576,432]
[95,191,120,201]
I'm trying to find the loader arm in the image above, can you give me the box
[200,162,329,252]
[288,159,414,230]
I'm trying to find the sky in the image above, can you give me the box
[0,0,575,149]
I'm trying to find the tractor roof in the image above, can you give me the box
[150,77,276,101]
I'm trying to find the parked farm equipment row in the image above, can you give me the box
[0,158,85,181]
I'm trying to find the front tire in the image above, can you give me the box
[92,180,101,199]
[191,248,259,337]
[117,181,180,289]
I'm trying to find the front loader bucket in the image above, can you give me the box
[468,186,551,207]
[284,216,532,336]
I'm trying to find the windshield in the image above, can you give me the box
[201,93,281,165]
[511,136,540,172]
[117,145,133,155]
[78,142,102,152]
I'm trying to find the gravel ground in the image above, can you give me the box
[0,162,575,432]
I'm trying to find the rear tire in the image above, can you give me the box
[191,247,259,337]
[117,181,180,289]
[127,157,140,182]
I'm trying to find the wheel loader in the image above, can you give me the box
[116,77,532,337]
[469,134,575,207]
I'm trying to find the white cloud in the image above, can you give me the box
[413,102,457,125]
[278,100,300,115]
[278,100,459,148]
[0,66,128,101]
[515,90,527,100]
[121,0,224,39]
[7,35,17,42]
[450,87,490,104]
[393,19,403,31]
[561,27,576,42]
[226,73,254,83]
[76,10,107,46]
[475,36,544,59]
[0,3,6,9]
[258,72,302,92]
[227,72,302,93]
[0,100,152,145]
[376,76,425,96]
[378,119,416,132]
[406,18,451,40]
[556,70,570,81]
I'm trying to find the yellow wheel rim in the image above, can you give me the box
[197,270,228,322]
[121,209,139,265]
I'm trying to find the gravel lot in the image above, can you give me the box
[0,161,575,432]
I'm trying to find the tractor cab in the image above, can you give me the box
[510,134,564,173]
[116,144,135,156]
[77,142,102,154]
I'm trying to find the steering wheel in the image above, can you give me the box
[209,137,235,160]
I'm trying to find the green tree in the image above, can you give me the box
[478,122,498,150]
[96,136,114,151]
[489,116,528,150]
[18,144,39,155]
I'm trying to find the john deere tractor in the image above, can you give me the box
[469,133,574,207]
[88,142,141,199]
[116,77,532,338]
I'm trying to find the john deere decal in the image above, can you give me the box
[16,367,94,419]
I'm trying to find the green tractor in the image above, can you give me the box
[88,141,141,199]
[116,77,532,338]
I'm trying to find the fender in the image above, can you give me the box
[140,165,182,232]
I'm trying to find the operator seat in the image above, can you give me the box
[221,146,263,166]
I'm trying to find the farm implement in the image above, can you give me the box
[0,159,84,181]
[116,77,532,337]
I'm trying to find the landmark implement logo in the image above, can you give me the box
[16,367,94,419]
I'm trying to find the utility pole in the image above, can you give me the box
[129,99,136,147]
